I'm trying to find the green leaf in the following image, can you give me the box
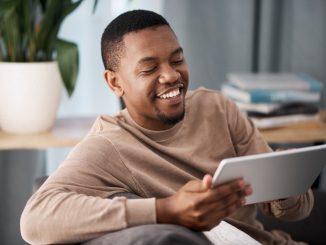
[0,0,21,61]
[2,10,21,61]
[55,38,79,97]
[35,0,82,60]
[0,0,19,18]
[20,0,36,61]
[62,0,83,17]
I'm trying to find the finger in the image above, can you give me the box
[201,181,252,205]
[202,189,245,213]
[193,184,248,208]
[214,200,242,219]
[183,179,208,192]
[200,197,244,225]
[202,174,212,190]
[214,191,246,211]
[212,179,247,200]
[183,175,213,193]
[244,184,253,196]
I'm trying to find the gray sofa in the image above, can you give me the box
[32,177,326,245]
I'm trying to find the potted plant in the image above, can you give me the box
[0,0,94,134]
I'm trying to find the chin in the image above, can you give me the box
[157,109,185,125]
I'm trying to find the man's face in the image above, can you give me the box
[110,25,189,130]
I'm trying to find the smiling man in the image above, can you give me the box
[104,24,188,130]
[21,10,313,245]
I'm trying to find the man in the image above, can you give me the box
[21,10,313,245]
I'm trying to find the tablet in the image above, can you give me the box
[212,144,326,205]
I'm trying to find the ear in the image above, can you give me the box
[104,70,124,97]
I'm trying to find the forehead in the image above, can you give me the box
[122,25,180,61]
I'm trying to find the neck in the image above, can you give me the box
[126,109,176,131]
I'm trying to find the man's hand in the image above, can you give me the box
[156,174,252,231]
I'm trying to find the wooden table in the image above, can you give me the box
[1,111,326,150]
[259,110,326,145]
[0,117,95,150]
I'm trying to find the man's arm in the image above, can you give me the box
[222,94,273,156]
[20,135,156,244]
[222,95,314,221]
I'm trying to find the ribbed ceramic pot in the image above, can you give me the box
[0,61,63,134]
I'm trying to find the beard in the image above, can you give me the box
[154,104,186,125]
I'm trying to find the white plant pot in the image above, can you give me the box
[0,62,63,134]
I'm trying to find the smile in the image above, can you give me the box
[158,88,181,99]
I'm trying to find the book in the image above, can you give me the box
[250,113,320,129]
[235,101,282,114]
[221,84,321,103]
[227,73,324,92]
[204,221,261,245]
[247,102,319,117]
[236,101,319,115]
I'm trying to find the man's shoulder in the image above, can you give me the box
[88,112,127,137]
[72,113,131,152]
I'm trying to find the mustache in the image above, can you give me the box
[157,80,185,94]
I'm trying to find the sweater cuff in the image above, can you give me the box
[272,196,300,210]
[270,196,300,218]
[126,198,156,226]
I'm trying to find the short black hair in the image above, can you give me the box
[101,10,170,71]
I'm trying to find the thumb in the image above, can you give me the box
[202,174,212,190]
[183,174,212,192]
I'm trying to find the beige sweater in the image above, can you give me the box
[21,88,313,245]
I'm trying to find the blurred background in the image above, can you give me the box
[1,0,326,244]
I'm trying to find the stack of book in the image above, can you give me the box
[221,73,324,129]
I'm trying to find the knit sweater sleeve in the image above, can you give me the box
[221,95,314,222]
[258,189,314,221]
[20,135,156,245]
[222,95,272,155]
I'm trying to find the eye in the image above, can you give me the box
[141,66,158,74]
[171,59,184,65]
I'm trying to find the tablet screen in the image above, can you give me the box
[212,144,326,204]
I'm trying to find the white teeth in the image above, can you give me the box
[159,89,180,99]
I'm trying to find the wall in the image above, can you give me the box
[165,0,255,90]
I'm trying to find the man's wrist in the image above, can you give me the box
[156,197,174,224]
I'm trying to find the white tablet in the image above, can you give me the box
[212,144,326,205]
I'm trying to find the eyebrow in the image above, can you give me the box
[137,47,184,65]
[171,47,183,57]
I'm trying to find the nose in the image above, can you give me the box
[158,64,180,84]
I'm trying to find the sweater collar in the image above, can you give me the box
[121,109,184,142]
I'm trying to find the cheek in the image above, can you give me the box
[126,81,156,104]
[182,70,189,80]
[179,64,189,80]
